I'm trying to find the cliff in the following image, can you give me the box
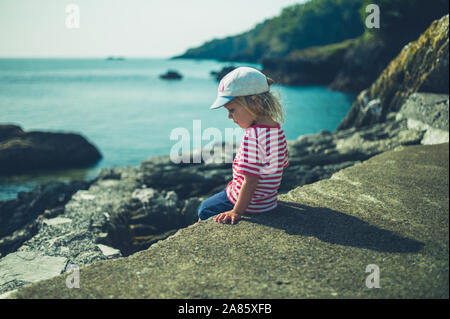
[174,0,365,62]
[176,0,448,93]
[264,1,448,92]
[7,142,449,298]
[338,14,449,130]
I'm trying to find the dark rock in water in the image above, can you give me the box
[210,66,237,81]
[0,124,102,175]
[159,70,183,80]
[0,125,23,142]
[106,56,125,61]
[338,15,449,130]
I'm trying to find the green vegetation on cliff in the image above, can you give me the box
[262,0,448,91]
[175,0,366,62]
[176,0,448,92]
[176,0,448,64]
[359,0,449,45]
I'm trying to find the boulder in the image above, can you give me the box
[2,80,448,295]
[397,92,449,145]
[210,66,237,81]
[159,70,183,80]
[0,124,102,175]
[397,92,449,131]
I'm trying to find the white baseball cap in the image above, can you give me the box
[210,67,270,109]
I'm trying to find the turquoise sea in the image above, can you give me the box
[0,58,356,201]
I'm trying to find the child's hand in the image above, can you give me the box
[215,210,242,224]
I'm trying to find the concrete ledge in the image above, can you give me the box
[9,143,449,299]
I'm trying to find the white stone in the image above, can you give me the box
[421,128,449,145]
[0,289,19,299]
[75,191,96,200]
[406,118,428,131]
[98,180,120,188]
[0,252,67,289]
[43,217,72,226]
[96,244,121,258]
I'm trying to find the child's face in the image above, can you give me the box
[224,100,255,129]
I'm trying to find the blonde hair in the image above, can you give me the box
[233,77,285,124]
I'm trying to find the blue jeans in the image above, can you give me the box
[198,189,235,220]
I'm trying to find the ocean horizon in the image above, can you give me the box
[0,57,356,201]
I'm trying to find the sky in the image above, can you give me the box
[0,0,307,58]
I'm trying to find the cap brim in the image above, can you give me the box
[210,96,234,109]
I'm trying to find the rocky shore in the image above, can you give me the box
[1,90,447,296]
[7,142,449,298]
[0,180,93,257]
[1,15,449,297]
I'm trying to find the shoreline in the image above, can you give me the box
[1,14,449,296]
[1,95,448,297]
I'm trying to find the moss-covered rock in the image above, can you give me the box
[338,14,449,130]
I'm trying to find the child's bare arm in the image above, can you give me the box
[233,174,259,214]
[215,173,259,224]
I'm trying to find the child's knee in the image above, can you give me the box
[197,208,211,220]
[197,202,214,220]
[197,203,207,220]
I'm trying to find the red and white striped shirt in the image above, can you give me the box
[226,123,289,213]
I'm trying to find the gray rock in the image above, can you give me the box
[399,93,449,131]
[396,93,449,145]
[43,217,72,226]
[96,244,121,259]
[0,180,92,257]
[0,178,145,294]
[0,251,67,295]
[421,127,449,145]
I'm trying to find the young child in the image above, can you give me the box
[198,67,289,224]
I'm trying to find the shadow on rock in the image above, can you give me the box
[244,201,424,253]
